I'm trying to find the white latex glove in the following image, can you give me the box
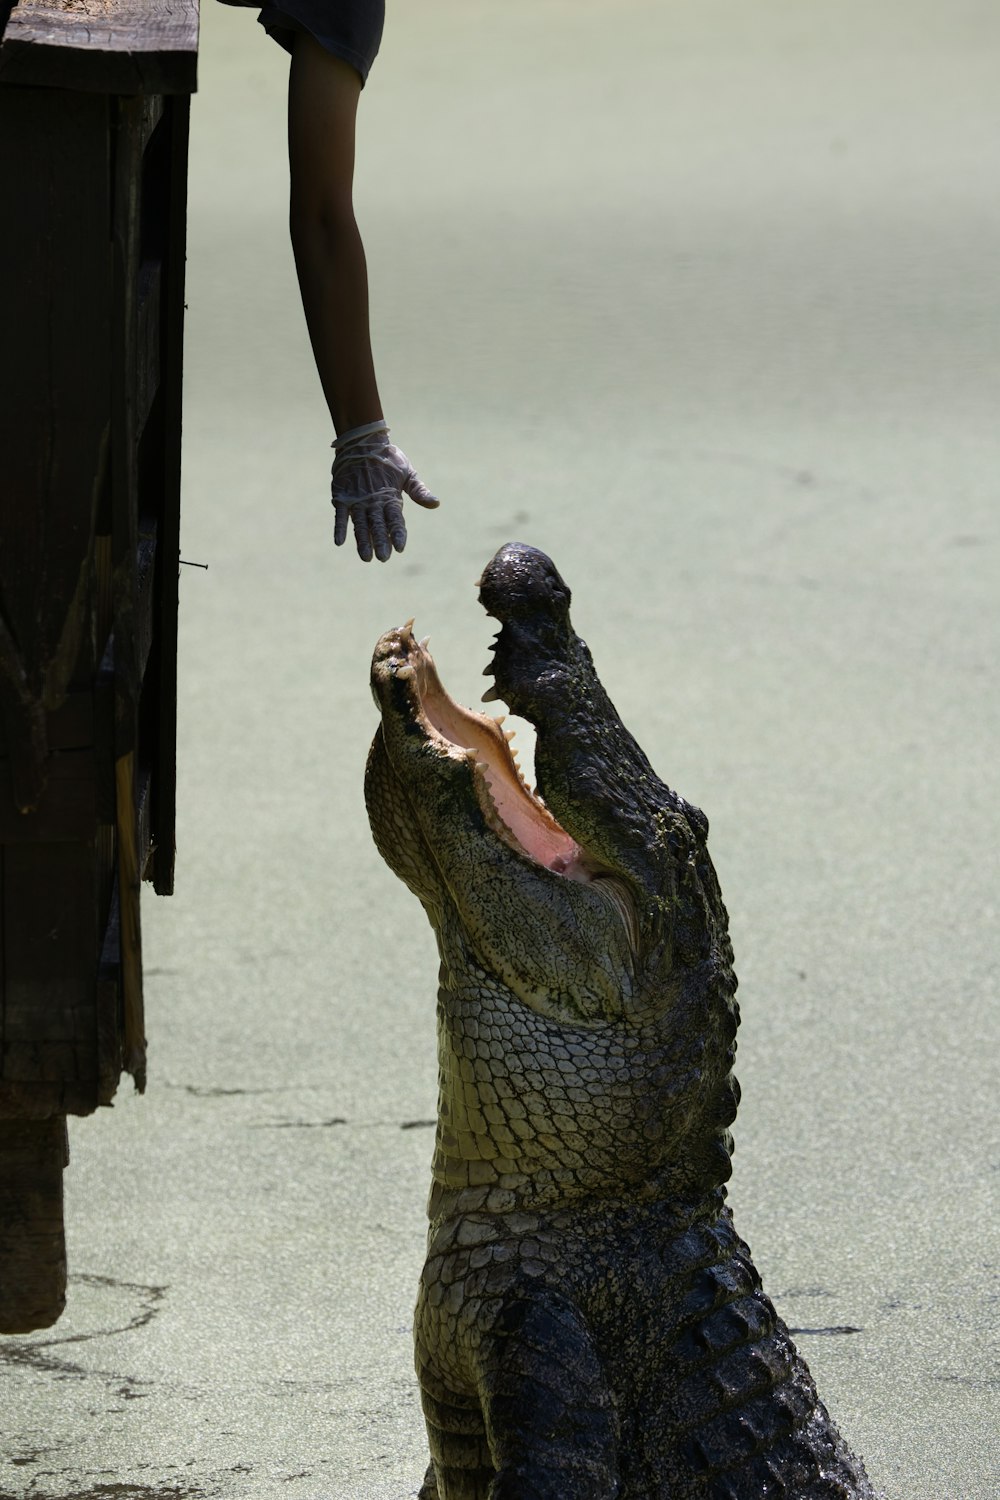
[330,420,439,562]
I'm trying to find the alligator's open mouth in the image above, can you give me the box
[388,623,594,884]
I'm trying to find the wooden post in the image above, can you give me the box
[0,1119,68,1333]
[0,0,198,1332]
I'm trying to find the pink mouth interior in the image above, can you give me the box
[408,634,592,882]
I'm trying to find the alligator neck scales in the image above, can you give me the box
[366,543,875,1500]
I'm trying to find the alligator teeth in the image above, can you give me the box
[419,636,430,651]
[404,617,415,632]
[481,685,501,702]
[502,729,516,742]
[482,663,494,677]
[493,715,507,727]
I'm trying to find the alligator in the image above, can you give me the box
[365,542,876,1500]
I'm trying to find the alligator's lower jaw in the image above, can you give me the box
[378,625,592,882]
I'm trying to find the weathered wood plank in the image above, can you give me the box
[0,842,99,1100]
[115,752,145,1091]
[0,1117,68,1333]
[0,688,92,759]
[94,633,116,826]
[132,530,159,694]
[36,692,93,753]
[0,0,199,96]
[0,1080,94,1117]
[137,761,152,880]
[111,96,147,1092]
[136,259,163,436]
[0,752,97,842]
[0,84,112,813]
[148,97,188,896]
[112,96,142,760]
[96,875,122,1105]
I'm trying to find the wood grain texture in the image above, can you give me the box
[0,0,199,95]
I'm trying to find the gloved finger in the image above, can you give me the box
[403,469,440,510]
[352,504,375,563]
[332,497,351,547]
[367,501,391,563]
[384,498,407,554]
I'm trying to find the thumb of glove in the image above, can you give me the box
[403,467,441,510]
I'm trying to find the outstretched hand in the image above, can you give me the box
[331,421,439,562]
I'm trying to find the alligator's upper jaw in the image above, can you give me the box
[371,625,593,881]
[477,542,571,628]
[475,542,576,726]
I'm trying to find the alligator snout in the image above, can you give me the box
[477,541,572,624]
[476,543,580,727]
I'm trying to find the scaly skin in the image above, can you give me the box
[366,543,875,1500]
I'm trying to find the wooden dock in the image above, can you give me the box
[0,0,198,1333]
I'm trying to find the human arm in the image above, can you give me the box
[288,34,379,433]
[287,34,437,560]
